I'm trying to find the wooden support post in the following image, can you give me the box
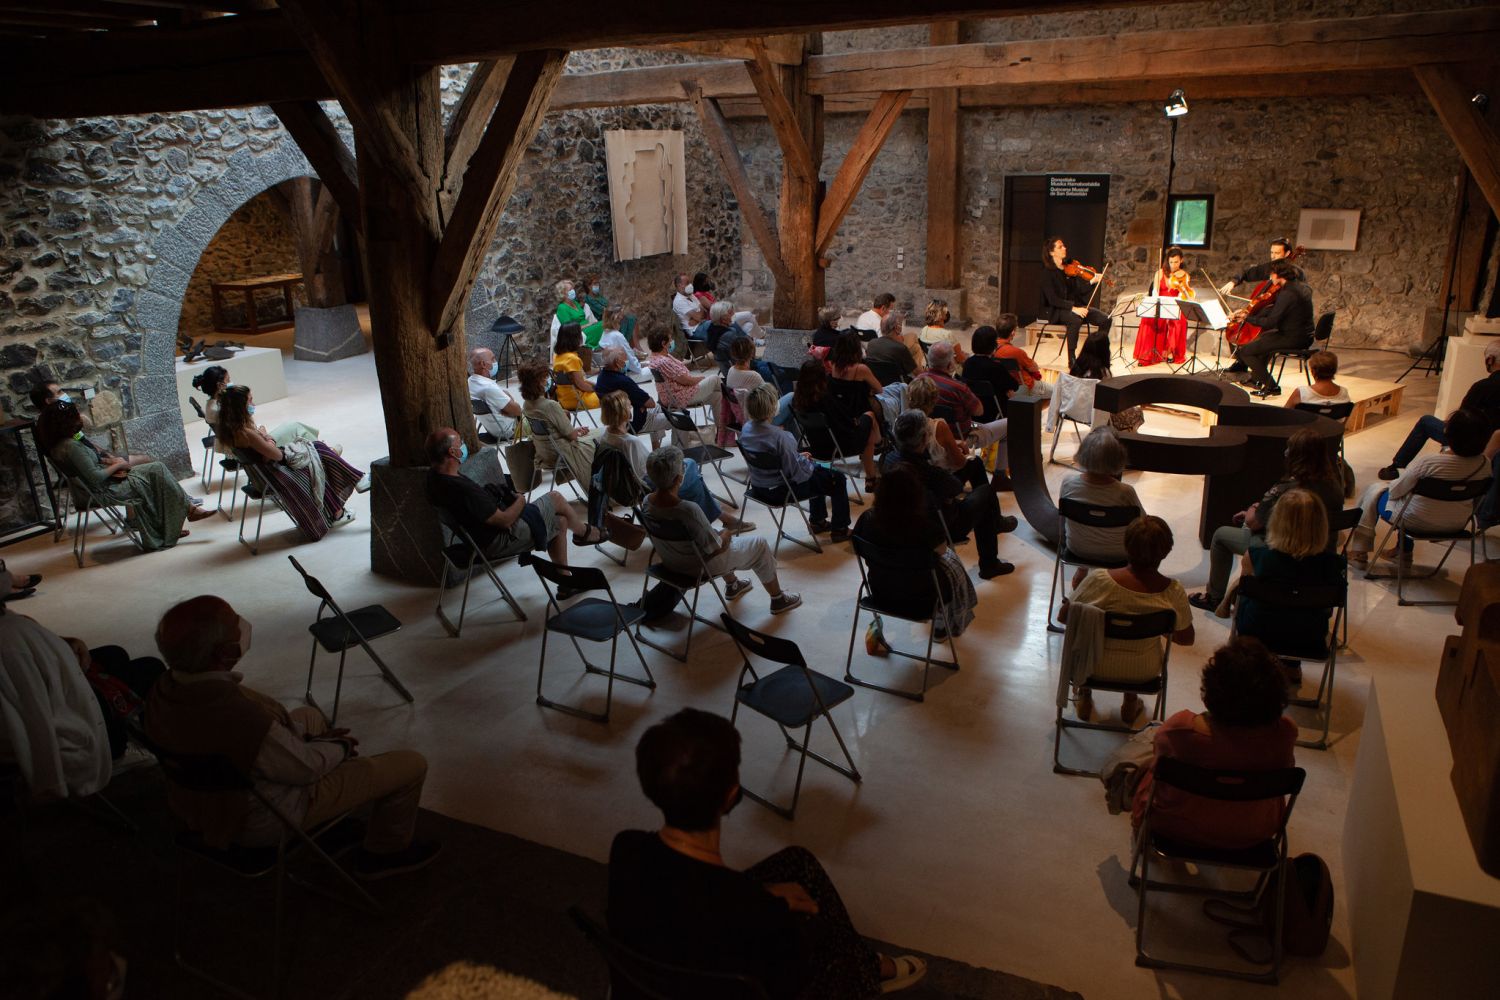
[690,87,791,288]
[1417,64,1500,222]
[925,20,960,289]
[269,99,361,229]
[1440,165,1498,317]
[278,177,347,308]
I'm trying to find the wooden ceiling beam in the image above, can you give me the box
[440,56,516,219]
[635,34,804,66]
[269,100,362,231]
[743,39,818,186]
[0,2,165,20]
[1416,63,1500,221]
[0,12,151,29]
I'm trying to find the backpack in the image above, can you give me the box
[1212,851,1334,962]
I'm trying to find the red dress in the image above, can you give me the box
[1133,272,1188,365]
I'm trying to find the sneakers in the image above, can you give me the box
[355,473,372,494]
[770,591,803,614]
[329,511,356,529]
[880,955,928,994]
[978,560,1015,579]
[1377,465,1400,481]
[725,519,757,536]
[351,840,442,881]
[724,578,753,602]
[997,514,1019,533]
[1187,591,1222,613]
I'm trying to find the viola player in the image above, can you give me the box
[1219,237,1305,373]
[1040,236,1112,368]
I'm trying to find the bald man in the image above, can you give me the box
[467,348,521,441]
[146,596,438,879]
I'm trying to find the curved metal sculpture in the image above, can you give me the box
[1010,374,1343,548]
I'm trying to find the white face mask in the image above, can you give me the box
[237,616,253,656]
[683,284,694,296]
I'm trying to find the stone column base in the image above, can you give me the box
[294,304,367,362]
[368,448,507,584]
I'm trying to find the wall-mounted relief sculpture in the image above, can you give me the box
[604,129,688,262]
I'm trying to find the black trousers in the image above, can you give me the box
[1235,328,1311,389]
[1052,308,1112,364]
[86,645,166,758]
[942,483,1001,563]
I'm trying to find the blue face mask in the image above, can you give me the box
[58,392,72,404]
[566,289,576,301]
[458,443,469,463]
[247,404,256,415]
[489,361,499,378]
[590,284,600,294]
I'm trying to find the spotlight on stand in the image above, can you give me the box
[1164,89,1190,119]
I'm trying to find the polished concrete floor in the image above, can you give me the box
[13,340,1459,999]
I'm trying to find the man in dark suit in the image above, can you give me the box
[1231,260,1314,398]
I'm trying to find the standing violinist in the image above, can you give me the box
[1230,260,1314,399]
[1134,245,1192,366]
[1040,236,1111,369]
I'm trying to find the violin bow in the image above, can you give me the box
[1085,261,1112,310]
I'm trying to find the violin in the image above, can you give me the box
[1226,244,1305,346]
[1164,266,1194,299]
[1064,259,1115,287]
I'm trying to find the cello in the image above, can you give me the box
[1225,244,1305,346]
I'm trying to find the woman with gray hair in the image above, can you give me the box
[1058,427,1144,585]
[738,383,852,542]
[643,445,801,614]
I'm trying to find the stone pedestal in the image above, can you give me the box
[369,448,505,583]
[293,304,367,362]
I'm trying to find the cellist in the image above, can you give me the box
[1218,238,1305,372]
[1230,260,1316,399]
[1040,236,1111,369]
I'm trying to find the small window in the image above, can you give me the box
[1167,194,1215,249]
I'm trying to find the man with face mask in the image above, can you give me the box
[671,273,704,353]
[147,596,439,878]
[466,347,521,442]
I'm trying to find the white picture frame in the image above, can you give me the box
[1296,208,1361,252]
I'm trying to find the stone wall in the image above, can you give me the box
[178,188,302,335]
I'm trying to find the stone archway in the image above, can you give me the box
[120,144,314,478]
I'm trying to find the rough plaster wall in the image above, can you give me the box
[178,189,301,335]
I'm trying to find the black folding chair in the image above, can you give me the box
[723,613,860,820]
[964,377,1002,424]
[844,533,960,702]
[866,357,904,387]
[1366,475,1491,606]
[661,407,737,506]
[1331,505,1361,649]
[1046,497,1141,633]
[135,726,378,1000]
[525,414,584,500]
[1132,758,1307,984]
[188,396,217,487]
[737,445,823,555]
[433,506,527,637]
[233,449,294,555]
[569,906,770,1000]
[1271,311,1334,386]
[530,556,654,723]
[1231,576,1346,750]
[49,459,144,567]
[1294,399,1355,478]
[1054,609,1176,777]
[470,396,499,445]
[288,556,411,726]
[794,409,865,504]
[634,505,732,662]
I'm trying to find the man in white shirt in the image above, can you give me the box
[466,348,521,441]
[671,273,703,335]
[854,292,896,340]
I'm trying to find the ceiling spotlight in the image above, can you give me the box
[1164,89,1189,118]
[1474,92,1490,112]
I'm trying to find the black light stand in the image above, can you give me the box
[1399,179,1469,383]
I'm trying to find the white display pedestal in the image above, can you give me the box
[1343,673,1500,1000]
[174,347,288,425]
[1435,336,1493,421]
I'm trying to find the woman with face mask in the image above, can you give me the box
[191,365,321,453]
[551,278,604,352]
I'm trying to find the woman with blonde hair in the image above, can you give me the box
[918,299,967,362]
[905,376,986,491]
[552,277,602,350]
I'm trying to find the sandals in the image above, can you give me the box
[880,955,928,994]
[572,525,607,546]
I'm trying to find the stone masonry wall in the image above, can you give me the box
[178,189,302,335]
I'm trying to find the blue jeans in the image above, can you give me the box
[794,464,850,530]
[1391,414,1446,469]
[642,457,720,523]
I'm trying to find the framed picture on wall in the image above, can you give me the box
[1296,208,1361,251]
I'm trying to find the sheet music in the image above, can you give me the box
[1135,296,1182,320]
[1186,299,1230,330]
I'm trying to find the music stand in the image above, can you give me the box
[1110,293,1141,369]
[1134,295,1177,367]
[1169,298,1226,375]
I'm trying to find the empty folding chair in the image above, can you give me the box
[1365,475,1491,606]
[570,907,770,1000]
[633,505,732,662]
[1132,758,1307,984]
[661,407,737,506]
[1230,576,1345,749]
[844,533,961,702]
[1046,498,1141,633]
[737,445,822,555]
[287,556,411,726]
[530,556,654,723]
[722,613,860,820]
[1053,609,1176,777]
[433,507,527,637]
[188,396,218,488]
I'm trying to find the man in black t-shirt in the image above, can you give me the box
[1231,260,1315,398]
[1380,339,1500,481]
[424,428,600,567]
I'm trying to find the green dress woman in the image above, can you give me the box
[553,278,603,349]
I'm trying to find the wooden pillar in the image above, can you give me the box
[276,177,348,308]
[925,20,961,290]
[1440,165,1498,317]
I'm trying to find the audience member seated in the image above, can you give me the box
[65,624,165,762]
[643,446,799,614]
[905,376,987,492]
[191,365,319,449]
[30,380,93,429]
[599,392,750,534]
[866,310,924,379]
[671,272,705,347]
[467,347,521,442]
[595,347,669,447]
[961,323,1024,414]
[691,271,717,313]
[1283,350,1350,409]
[0,600,111,800]
[854,292,895,340]
[1069,334,1146,433]
[596,305,646,376]
[148,596,440,878]
[552,277,602,350]
[647,327,723,417]
[1190,427,1349,610]
[712,304,758,374]
[725,338,795,427]
[1379,339,1500,481]
[517,363,597,485]
[1350,406,1491,568]
[829,329,907,430]
[918,299,967,362]
[1235,489,1346,684]
[581,272,611,330]
[740,384,852,542]
[1062,516,1194,725]
[216,386,367,539]
[882,410,1016,579]
[553,322,601,418]
[811,306,843,349]
[702,300,738,361]
[1130,637,1295,850]
[608,708,926,998]
[854,465,978,640]
[793,358,880,490]
[923,343,1004,449]
[426,426,603,567]
[1059,427,1143,587]
[38,400,216,551]
[990,314,1053,399]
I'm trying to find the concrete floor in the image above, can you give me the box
[13,340,1455,999]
